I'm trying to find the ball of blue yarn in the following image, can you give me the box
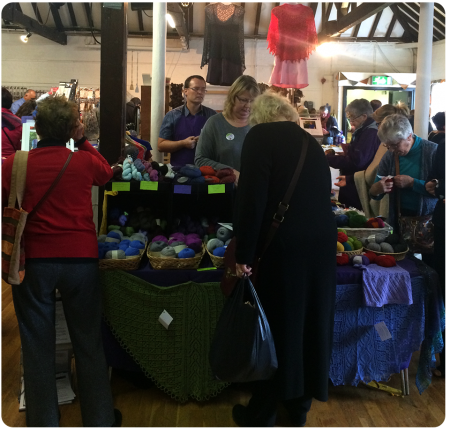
[125,247,140,257]
[335,214,349,227]
[213,246,227,257]
[130,240,145,250]
[178,248,195,258]
[180,166,202,178]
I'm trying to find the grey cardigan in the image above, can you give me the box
[372,137,438,226]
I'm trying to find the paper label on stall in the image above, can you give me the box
[374,321,392,341]
[112,182,130,192]
[174,185,191,194]
[158,310,173,330]
[208,184,225,194]
[140,181,158,191]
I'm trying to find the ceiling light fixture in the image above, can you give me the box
[20,32,32,43]
[166,14,176,29]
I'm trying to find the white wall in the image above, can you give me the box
[2,32,445,114]
[431,41,446,81]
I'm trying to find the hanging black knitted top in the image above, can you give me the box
[201,3,245,72]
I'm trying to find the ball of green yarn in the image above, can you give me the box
[348,236,357,243]
[353,239,363,250]
[123,227,135,237]
[337,228,347,235]
[342,242,353,251]
[349,215,367,228]
[346,211,360,217]
[108,225,121,232]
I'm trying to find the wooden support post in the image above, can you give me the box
[99,3,128,165]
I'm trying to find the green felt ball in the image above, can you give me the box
[345,211,359,217]
[337,228,347,235]
[342,242,353,251]
[348,236,357,243]
[349,214,368,228]
[123,227,135,237]
[108,225,121,231]
[352,239,363,250]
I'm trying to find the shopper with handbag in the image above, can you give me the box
[231,92,337,427]
[369,114,438,265]
[1,96,121,427]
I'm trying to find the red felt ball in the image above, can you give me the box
[375,217,385,227]
[216,168,234,179]
[219,174,236,184]
[374,255,396,267]
[336,254,349,266]
[200,166,216,176]
[365,218,379,228]
[362,251,377,263]
[337,232,348,243]
[204,175,220,184]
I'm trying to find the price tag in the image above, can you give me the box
[140,181,159,191]
[197,267,217,271]
[374,321,392,341]
[208,184,225,194]
[112,182,130,192]
[174,185,192,194]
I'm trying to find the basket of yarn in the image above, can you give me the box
[98,233,148,270]
[206,247,226,268]
[362,247,409,261]
[205,229,232,268]
[334,212,392,238]
[336,231,363,257]
[147,239,205,270]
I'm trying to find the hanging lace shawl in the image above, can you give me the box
[267,4,318,62]
[201,3,245,85]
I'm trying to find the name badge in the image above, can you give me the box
[226,133,234,141]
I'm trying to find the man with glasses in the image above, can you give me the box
[10,88,36,115]
[158,75,216,166]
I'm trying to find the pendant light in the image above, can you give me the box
[129,51,134,90]
[135,52,139,93]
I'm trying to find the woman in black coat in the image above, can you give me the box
[232,92,337,427]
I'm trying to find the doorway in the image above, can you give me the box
[341,87,416,135]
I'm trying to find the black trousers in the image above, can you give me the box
[12,261,115,427]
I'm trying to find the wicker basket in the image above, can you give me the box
[147,244,205,270]
[340,223,393,240]
[99,243,147,271]
[206,248,225,268]
[337,247,363,258]
[363,247,409,261]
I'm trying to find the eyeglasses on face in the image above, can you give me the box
[235,95,254,105]
[188,87,207,93]
[346,114,364,122]
[382,142,399,150]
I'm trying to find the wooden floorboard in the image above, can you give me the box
[2,281,445,427]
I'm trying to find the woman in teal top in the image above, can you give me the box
[370,114,438,223]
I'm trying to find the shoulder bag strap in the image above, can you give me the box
[28,152,73,218]
[394,152,402,218]
[258,138,309,259]
[7,151,29,209]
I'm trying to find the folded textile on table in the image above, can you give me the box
[361,264,412,307]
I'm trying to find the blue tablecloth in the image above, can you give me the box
[101,257,444,395]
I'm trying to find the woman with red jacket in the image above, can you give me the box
[2,87,23,159]
[2,96,121,427]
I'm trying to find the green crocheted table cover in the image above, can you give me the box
[100,270,230,402]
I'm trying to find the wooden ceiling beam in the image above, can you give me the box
[254,3,262,36]
[332,2,390,36]
[2,3,67,44]
[15,3,22,13]
[84,3,95,29]
[137,9,144,32]
[67,3,78,27]
[49,3,65,32]
[400,2,445,38]
[351,22,361,38]
[368,10,382,39]
[335,3,344,21]
[385,14,397,39]
[31,3,42,24]
[389,4,414,42]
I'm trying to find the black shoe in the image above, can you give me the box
[232,404,251,427]
[281,402,307,427]
[112,409,122,427]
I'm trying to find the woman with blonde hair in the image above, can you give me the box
[195,75,260,184]
[372,101,410,125]
[231,91,336,427]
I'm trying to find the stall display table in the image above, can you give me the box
[100,258,444,402]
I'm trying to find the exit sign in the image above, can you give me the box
[372,76,393,86]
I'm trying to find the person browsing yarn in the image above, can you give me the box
[195,75,260,186]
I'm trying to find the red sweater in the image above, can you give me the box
[2,108,23,158]
[2,138,113,258]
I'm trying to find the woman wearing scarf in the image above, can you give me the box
[2,87,22,159]
[319,106,339,138]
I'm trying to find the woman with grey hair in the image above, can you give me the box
[231,92,337,427]
[326,98,380,209]
[369,113,438,236]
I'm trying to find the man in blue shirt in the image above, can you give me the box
[11,89,36,114]
[158,75,216,166]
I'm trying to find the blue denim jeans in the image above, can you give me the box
[12,260,115,426]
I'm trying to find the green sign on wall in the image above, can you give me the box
[372,76,393,86]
